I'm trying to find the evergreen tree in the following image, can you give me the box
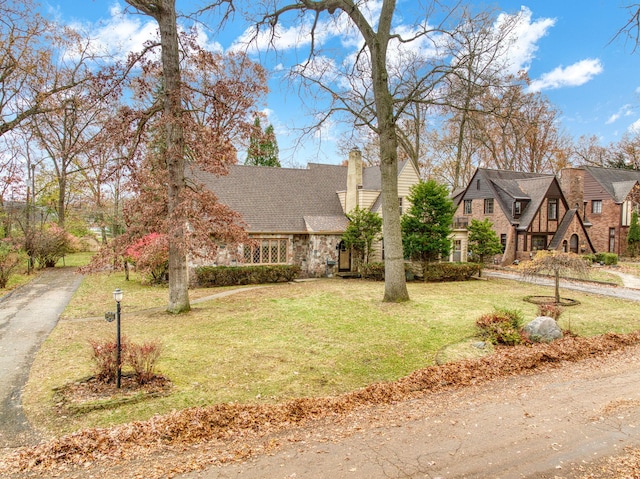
[341,206,382,272]
[246,117,281,167]
[467,218,503,276]
[401,180,455,277]
[628,210,640,257]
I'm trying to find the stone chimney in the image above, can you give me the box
[345,147,363,213]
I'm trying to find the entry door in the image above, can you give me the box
[570,234,579,253]
[338,241,351,271]
[453,240,462,262]
[609,228,615,253]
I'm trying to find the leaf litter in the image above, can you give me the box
[3,331,640,478]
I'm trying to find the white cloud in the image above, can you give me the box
[607,104,634,124]
[628,118,640,134]
[498,6,556,75]
[528,58,603,92]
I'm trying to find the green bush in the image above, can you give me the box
[361,262,384,281]
[195,264,301,287]
[582,254,596,264]
[476,307,525,346]
[422,262,482,282]
[594,252,618,265]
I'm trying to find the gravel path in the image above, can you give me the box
[0,268,82,448]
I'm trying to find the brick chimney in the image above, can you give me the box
[559,167,585,216]
[345,147,363,213]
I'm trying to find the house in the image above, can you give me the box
[560,166,640,256]
[453,168,595,264]
[192,148,421,277]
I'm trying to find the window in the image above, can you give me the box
[484,198,494,214]
[398,197,403,216]
[531,235,546,251]
[464,199,472,215]
[548,198,558,220]
[243,238,288,264]
[500,234,507,252]
[592,200,602,214]
[514,201,522,216]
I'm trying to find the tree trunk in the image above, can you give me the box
[368,1,409,302]
[554,269,560,304]
[127,0,191,313]
[158,0,190,313]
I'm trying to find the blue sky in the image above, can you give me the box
[43,1,640,166]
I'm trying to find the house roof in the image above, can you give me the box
[191,163,349,233]
[585,166,640,202]
[190,160,408,234]
[468,169,556,229]
[548,209,577,250]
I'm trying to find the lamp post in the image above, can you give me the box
[113,288,123,388]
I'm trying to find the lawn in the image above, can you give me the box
[22,273,640,438]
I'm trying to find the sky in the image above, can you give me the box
[42,0,640,166]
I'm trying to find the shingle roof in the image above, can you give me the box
[548,209,577,249]
[191,163,348,233]
[586,166,640,202]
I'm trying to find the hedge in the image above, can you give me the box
[421,262,482,282]
[594,252,618,265]
[194,265,301,287]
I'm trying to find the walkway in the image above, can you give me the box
[0,268,82,448]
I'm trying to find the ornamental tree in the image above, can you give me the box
[467,218,503,274]
[341,206,382,273]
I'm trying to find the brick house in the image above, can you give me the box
[453,168,595,264]
[192,148,420,277]
[560,166,640,255]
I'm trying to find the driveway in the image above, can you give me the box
[0,268,82,448]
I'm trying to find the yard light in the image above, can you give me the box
[113,288,123,388]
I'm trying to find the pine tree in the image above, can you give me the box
[401,180,455,277]
[468,219,503,263]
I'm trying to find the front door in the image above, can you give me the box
[570,234,579,253]
[338,241,351,272]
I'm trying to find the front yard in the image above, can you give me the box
[22,273,640,437]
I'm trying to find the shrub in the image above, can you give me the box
[126,341,163,385]
[125,233,169,284]
[422,262,482,282]
[361,262,384,281]
[538,302,563,320]
[89,337,163,386]
[476,307,525,346]
[32,223,77,268]
[195,264,300,287]
[88,337,129,383]
[0,240,23,288]
[595,252,618,265]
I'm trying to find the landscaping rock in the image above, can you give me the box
[523,316,563,343]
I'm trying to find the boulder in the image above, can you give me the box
[523,316,563,343]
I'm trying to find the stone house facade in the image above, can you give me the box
[453,168,595,264]
[192,149,420,277]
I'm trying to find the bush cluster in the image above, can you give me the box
[89,338,163,385]
[361,262,384,280]
[584,252,618,265]
[476,307,525,346]
[422,262,482,282]
[195,264,300,287]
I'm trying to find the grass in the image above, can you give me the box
[22,274,640,438]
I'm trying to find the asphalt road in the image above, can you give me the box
[0,268,82,448]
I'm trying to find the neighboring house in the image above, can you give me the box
[453,168,595,264]
[191,148,420,277]
[560,166,640,256]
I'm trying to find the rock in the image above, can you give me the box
[472,341,487,349]
[523,316,563,343]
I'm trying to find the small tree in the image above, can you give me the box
[0,240,23,288]
[468,218,503,275]
[401,180,455,278]
[341,206,382,273]
[521,250,589,304]
[246,117,280,167]
[125,233,169,284]
[627,210,640,257]
[32,223,77,268]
